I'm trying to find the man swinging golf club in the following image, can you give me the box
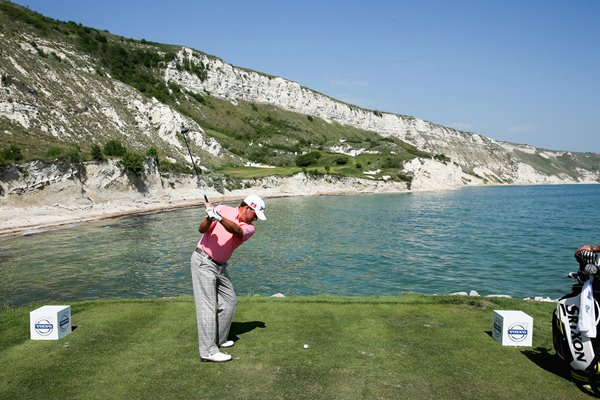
[190,194,266,362]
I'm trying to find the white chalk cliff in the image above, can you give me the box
[1,13,599,226]
[164,48,599,185]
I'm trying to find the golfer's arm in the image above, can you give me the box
[218,217,243,240]
[198,216,212,233]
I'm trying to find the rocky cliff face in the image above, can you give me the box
[1,9,599,217]
[0,32,222,166]
[166,48,600,184]
[0,158,413,236]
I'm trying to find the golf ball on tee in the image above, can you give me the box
[303,344,309,349]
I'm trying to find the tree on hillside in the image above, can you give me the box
[103,140,126,157]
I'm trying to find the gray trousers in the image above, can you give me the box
[190,250,237,358]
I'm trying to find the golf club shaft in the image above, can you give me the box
[180,127,209,203]
[181,130,201,179]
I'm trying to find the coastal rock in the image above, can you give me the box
[0,159,413,235]
[533,296,556,303]
[165,48,600,185]
[1,27,599,236]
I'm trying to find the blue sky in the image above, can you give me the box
[12,0,600,153]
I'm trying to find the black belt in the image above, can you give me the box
[195,248,225,266]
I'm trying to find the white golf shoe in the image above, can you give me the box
[220,340,235,348]
[201,351,232,363]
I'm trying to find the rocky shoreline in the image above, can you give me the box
[1,157,596,239]
[0,159,418,237]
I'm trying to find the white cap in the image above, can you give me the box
[243,194,266,220]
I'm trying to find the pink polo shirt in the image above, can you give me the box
[198,204,255,263]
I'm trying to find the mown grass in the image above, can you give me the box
[220,166,302,179]
[0,294,593,399]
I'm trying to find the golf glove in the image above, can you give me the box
[205,208,215,219]
[206,208,222,222]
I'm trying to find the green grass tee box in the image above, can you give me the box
[0,295,590,400]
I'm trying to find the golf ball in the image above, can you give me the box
[303,344,309,349]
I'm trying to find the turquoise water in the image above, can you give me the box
[1,184,599,306]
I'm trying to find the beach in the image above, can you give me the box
[0,173,413,237]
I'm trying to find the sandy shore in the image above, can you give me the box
[0,167,415,238]
[0,196,249,238]
[0,190,364,238]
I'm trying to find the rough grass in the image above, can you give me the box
[0,294,594,399]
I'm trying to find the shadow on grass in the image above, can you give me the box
[229,321,266,342]
[484,331,573,383]
[522,347,600,397]
[521,346,571,380]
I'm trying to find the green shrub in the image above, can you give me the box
[295,151,321,167]
[158,161,193,174]
[146,146,158,159]
[1,145,24,162]
[397,172,413,183]
[119,152,145,176]
[65,146,82,163]
[176,58,208,81]
[46,146,62,159]
[334,156,349,165]
[90,144,104,161]
[382,157,401,169]
[190,91,206,104]
[146,146,159,167]
[104,140,126,157]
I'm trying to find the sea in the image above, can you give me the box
[1,184,599,307]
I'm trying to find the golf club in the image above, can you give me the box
[180,125,209,203]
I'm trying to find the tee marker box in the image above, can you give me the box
[492,310,533,347]
[30,305,71,340]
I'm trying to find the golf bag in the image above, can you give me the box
[553,249,600,393]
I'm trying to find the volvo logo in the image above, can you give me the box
[507,323,528,342]
[493,319,502,336]
[35,319,54,336]
[59,314,70,332]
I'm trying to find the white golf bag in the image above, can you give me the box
[553,249,600,393]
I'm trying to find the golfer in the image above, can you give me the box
[190,194,266,362]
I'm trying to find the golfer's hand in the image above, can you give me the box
[204,199,214,219]
[205,207,215,219]
[211,209,222,222]
[206,208,222,222]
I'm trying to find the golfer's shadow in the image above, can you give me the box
[229,321,266,342]
[484,331,571,381]
[521,346,572,381]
